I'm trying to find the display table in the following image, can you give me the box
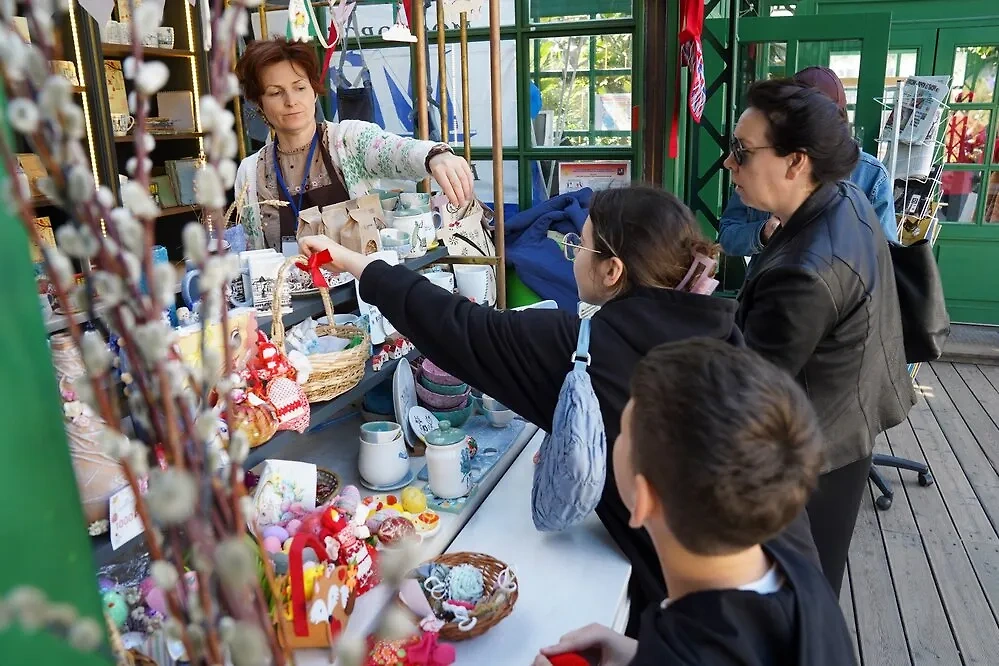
[449,429,632,663]
[296,428,632,665]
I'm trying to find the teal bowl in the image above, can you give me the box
[418,373,469,396]
[429,402,474,427]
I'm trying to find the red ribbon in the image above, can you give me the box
[297,249,333,288]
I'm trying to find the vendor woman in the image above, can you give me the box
[233,38,473,250]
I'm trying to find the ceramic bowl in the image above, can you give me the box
[481,394,507,412]
[429,401,474,427]
[418,372,469,396]
[481,404,515,428]
[380,228,411,248]
[421,359,463,386]
[360,421,403,444]
[416,382,471,409]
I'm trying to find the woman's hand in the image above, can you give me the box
[298,235,372,279]
[429,151,474,208]
[533,624,638,666]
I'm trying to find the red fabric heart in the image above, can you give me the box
[296,249,333,289]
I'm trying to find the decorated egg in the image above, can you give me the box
[401,486,427,514]
[102,590,129,628]
[262,525,290,543]
[378,516,417,548]
[145,587,168,617]
[283,538,294,553]
[286,519,302,536]
[98,576,117,593]
[263,536,283,553]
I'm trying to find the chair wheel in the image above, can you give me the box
[918,472,934,487]
[876,495,893,511]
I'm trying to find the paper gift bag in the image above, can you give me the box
[341,208,384,255]
[276,533,355,650]
[440,199,496,259]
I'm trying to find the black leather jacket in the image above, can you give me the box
[736,182,916,472]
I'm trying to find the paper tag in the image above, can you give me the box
[109,477,148,550]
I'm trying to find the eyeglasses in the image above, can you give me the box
[729,136,775,166]
[559,232,601,262]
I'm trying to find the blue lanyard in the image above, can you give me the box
[273,130,319,220]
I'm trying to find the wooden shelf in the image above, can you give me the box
[101,44,195,59]
[32,195,55,208]
[71,85,85,94]
[157,205,201,218]
[114,132,205,143]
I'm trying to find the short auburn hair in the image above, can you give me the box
[235,39,326,106]
[629,339,823,556]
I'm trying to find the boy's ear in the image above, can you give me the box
[628,474,661,529]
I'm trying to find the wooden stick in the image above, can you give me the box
[487,0,506,308]
[460,12,471,163]
[413,0,430,192]
[436,0,449,144]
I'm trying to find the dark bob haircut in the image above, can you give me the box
[746,78,860,184]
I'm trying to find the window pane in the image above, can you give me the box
[943,110,991,165]
[528,0,631,24]
[469,160,520,208]
[985,171,999,223]
[555,160,631,196]
[427,39,519,148]
[531,35,633,147]
[769,4,798,17]
[950,45,998,104]
[940,169,985,222]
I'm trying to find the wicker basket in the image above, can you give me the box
[271,255,370,403]
[423,551,518,641]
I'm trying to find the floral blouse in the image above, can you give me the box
[234,120,441,250]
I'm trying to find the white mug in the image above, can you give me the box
[111,113,135,137]
[393,216,427,258]
[157,26,175,48]
[426,437,472,499]
[424,272,455,292]
[358,433,410,488]
[395,210,441,247]
[454,265,495,305]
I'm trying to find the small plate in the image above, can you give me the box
[394,359,418,449]
[360,469,416,493]
[409,406,440,446]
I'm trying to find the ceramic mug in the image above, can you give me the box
[454,265,495,305]
[426,438,472,499]
[358,433,410,488]
[392,216,427,258]
[111,113,135,137]
[398,192,431,210]
[157,26,175,48]
[360,421,403,444]
[424,272,455,292]
[394,209,441,247]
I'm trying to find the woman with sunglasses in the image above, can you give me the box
[300,184,818,633]
[724,79,916,595]
[718,66,897,259]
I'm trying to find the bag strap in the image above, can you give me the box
[572,318,592,372]
[336,14,370,88]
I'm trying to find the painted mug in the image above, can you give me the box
[111,113,135,137]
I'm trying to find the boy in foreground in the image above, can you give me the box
[535,339,856,666]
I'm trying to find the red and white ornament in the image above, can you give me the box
[266,377,311,433]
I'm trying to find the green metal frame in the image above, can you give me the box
[348,2,643,211]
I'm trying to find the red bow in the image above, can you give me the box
[297,249,333,289]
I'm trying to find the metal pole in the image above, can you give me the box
[413,0,431,191]
[460,12,471,163]
[436,0,449,144]
[488,0,505,308]
[258,4,268,41]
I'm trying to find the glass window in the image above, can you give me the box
[769,4,798,17]
[940,169,985,222]
[528,0,631,24]
[531,34,633,147]
[943,110,992,165]
[951,45,998,104]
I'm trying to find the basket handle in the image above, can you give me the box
[270,255,337,349]
[288,532,334,637]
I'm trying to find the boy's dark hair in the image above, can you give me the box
[629,339,823,555]
[746,78,859,184]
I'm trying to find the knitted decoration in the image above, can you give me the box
[266,377,311,433]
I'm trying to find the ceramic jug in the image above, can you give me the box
[425,420,472,499]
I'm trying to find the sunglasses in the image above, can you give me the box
[729,136,775,166]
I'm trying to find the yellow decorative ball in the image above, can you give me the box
[401,486,427,514]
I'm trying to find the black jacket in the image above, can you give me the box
[629,534,857,666]
[736,182,916,472]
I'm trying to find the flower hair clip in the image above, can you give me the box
[676,253,720,296]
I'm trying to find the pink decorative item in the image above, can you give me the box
[266,377,310,433]
[263,536,283,553]
[420,359,462,386]
[415,383,471,409]
[144,587,168,617]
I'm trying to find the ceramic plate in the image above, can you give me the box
[393,360,418,449]
[359,468,415,492]
[408,406,440,446]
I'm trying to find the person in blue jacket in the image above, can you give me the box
[718,67,897,257]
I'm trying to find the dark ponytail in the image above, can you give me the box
[746,78,859,184]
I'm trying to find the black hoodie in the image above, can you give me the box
[360,262,818,623]
[630,534,857,666]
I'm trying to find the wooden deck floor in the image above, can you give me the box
[842,362,999,666]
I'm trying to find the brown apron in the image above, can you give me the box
[276,134,350,250]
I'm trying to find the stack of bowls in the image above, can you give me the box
[480,394,515,428]
[418,359,473,426]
